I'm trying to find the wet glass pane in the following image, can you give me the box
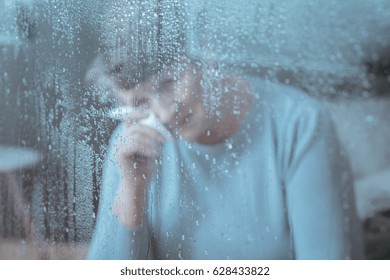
[0,0,389,260]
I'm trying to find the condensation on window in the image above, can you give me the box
[0,0,389,260]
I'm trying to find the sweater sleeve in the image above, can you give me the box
[283,106,363,259]
[87,125,152,260]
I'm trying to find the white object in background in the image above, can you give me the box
[0,146,41,172]
[354,168,390,220]
[0,145,46,258]
[108,107,173,140]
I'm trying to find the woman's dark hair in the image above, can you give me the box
[98,0,186,90]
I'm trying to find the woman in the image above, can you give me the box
[87,0,363,259]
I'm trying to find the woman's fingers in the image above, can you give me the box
[115,124,165,166]
[121,124,166,146]
[123,109,150,123]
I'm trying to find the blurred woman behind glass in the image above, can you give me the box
[87,0,363,260]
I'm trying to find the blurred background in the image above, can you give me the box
[0,0,389,259]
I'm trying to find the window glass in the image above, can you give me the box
[0,0,389,259]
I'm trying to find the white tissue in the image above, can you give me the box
[108,107,173,140]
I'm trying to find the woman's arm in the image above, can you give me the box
[87,124,159,259]
[283,106,364,259]
[112,111,165,228]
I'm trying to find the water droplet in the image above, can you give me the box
[226,142,233,150]
[365,115,377,125]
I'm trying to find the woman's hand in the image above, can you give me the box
[115,113,165,182]
[112,110,165,227]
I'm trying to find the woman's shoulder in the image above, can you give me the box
[246,78,336,159]
[267,80,323,113]
[250,78,330,129]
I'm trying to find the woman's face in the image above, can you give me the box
[111,64,209,142]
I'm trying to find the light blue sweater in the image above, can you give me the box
[88,78,363,259]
